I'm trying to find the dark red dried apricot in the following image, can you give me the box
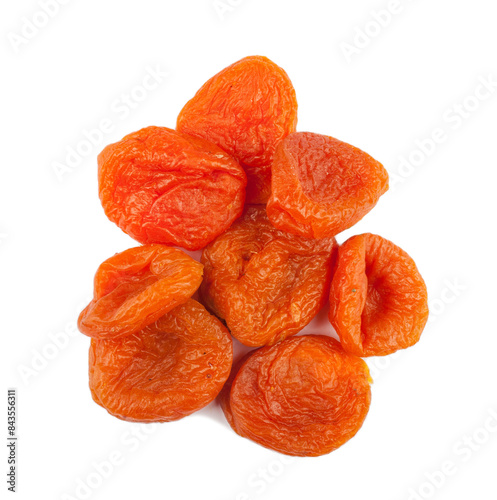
[200,206,337,347]
[177,56,298,204]
[78,245,203,340]
[329,233,429,356]
[221,335,372,457]
[89,299,232,422]
[267,132,389,238]
[98,126,246,250]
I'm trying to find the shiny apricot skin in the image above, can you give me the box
[200,206,337,347]
[221,335,372,457]
[98,126,246,250]
[329,233,429,356]
[267,132,389,238]
[89,299,232,423]
[78,245,203,340]
[177,56,298,204]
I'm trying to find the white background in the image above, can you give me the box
[2,1,496,499]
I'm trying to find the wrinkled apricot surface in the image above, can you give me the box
[200,206,337,347]
[78,245,203,340]
[220,335,372,457]
[98,126,246,250]
[78,56,430,456]
[267,132,389,238]
[177,56,298,204]
[329,233,429,356]
[89,299,232,422]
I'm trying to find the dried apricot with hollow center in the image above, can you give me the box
[267,132,389,238]
[221,335,372,457]
[89,299,232,423]
[329,233,429,356]
[98,126,247,250]
[200,206,337,347]
[78,245,203,340]
[177,56,298,204]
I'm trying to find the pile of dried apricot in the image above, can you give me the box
[78,56,428,457]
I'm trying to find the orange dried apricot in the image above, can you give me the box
[78,245,203,340]
[329,233,429,356]
[78,55,431,455]
[177,56,298,204]
[98,126,246,250]
[221,335,372,457]
[267,132,389,238]
[200,206,337,347]
[89,299,232,422]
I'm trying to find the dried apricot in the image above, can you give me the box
[329,233,429,356]
[221,335,372,457]
[98,126,246,250]
[78,245,203,340]
[200,206,337,347]
[89,299,232,422]
[267,132,389,238]
[177,56,298,204]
